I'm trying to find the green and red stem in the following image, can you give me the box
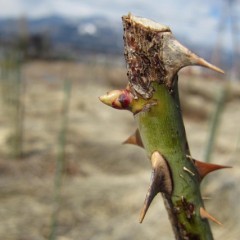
[100,13,229,240]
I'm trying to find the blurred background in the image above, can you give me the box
[0,0,239,239]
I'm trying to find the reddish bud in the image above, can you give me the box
[99,89,133,110]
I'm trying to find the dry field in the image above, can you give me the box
[0,59,240,240]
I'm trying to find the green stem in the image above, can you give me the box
[204,84,228,163]
[100,14,226,240]
[135,82,212,239]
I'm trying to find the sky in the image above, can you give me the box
[0,0,239,48]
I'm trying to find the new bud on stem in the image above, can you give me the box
[100,87,152,114]
[99,89,133,110]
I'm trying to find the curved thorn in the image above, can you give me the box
[200,207,222,226]
[139,169,159,223]
[194,160,231,180]
[123,129,144,148]
[139,152,172,223]
[168,39,224,75]
[151,152,173,196]
[193,56,224,74]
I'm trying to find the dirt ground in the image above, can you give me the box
[0,60,239,240]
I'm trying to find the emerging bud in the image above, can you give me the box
[99,89,133,110]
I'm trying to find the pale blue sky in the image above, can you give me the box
[0,0,239,48]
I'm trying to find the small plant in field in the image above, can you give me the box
[100,14,230,239]
[0,51,24,158]
[49,80,72,240]
[204,83,229,163]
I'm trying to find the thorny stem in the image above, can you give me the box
[100,13,228,240]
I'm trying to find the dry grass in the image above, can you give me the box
[0,60,239,240]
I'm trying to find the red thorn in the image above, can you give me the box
[123,130,144,148]
[139,152,172,223]
[200,207,223,226]
[193,160,231,180]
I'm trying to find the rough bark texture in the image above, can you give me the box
[100,13,226,240]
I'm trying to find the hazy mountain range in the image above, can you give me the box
[0,15,123,56]
[0,15,234,66]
